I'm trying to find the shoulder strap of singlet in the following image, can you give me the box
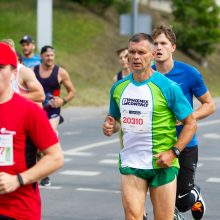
[33,65,40,78]
[117,71,123,81]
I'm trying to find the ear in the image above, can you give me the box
[151,49,156,59]
[171,44,176,53]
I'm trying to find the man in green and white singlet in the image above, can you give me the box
[103,33,197,220]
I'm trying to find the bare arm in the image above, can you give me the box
[155,114,197,168]
[50,67,76,108]
[193,91,216,120]
[0,143,63,194]
[20,66,45,102]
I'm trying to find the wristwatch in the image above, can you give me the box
[171,146,181,158]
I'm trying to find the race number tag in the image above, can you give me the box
[121,110,151,133]
[0,134,13,166]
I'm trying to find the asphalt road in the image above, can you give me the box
[41,100,220,220]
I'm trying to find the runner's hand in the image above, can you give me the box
[103,115,115,136]
[50,96,63,108]
[154,150,176,168]
[0,172,20,194]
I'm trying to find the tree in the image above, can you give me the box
[171,0,220,65]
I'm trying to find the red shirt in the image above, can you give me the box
[0,93,58,220]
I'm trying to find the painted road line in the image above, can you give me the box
[76,187,120,194]
[206,178,220,183]
[39,186,63,189]
[64,152,93,156]
[106,153,119,157]
[62,131,81,136]
[99,159,118,164]
[63,138,119,155]
[203,133,220,139]
[198,119,220,127]
[64,158,73,162]
[60,170,101,176]
[199,157,220,161]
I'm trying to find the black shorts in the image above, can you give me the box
[177,146,198,195]
[45,107,61,119]
[0,215,15,220]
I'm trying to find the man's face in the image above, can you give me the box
[41,49,55,67]
[0,65,13,93]
[118,50,129,69]
[153,33,176,63]
[128,40,153,74]
[21,42,35,57]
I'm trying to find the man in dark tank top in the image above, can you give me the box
[34,45,75,186]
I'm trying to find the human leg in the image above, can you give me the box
[150,178,176,220]
[40,115,59,186]
[121,174,148,220]
[49,116,60,132]
[176,147,199,211]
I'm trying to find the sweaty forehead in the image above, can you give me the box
[128,41,150,50]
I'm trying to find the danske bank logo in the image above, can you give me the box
[122,98,148,107]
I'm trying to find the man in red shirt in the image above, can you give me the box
[0,42,64,220]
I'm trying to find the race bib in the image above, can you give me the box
[121,110,151,133]
[0,134,13,166]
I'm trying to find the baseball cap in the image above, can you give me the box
[40,45,54,54]
[0,42,17,68]
[19,35,34,44]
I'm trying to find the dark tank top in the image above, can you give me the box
[34,65,60,96]
[117,71,123,81]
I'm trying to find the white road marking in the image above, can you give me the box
[62,131,81,136]
[106,153,119,157]
[60,170,101,176]
[199,157,220,161]
[198,119,220,127]
[76,187,120,194]
[99,159,118,164]
[64,158,73,162]
[64,152,93,156]
[39,186,63,189]
[203,133,220,139]
[63,138,119,155]
[206,177,220,183]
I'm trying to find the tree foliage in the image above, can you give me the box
[171,0,220,58]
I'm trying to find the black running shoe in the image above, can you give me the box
[40,177,51,187]
[191,185,206,220]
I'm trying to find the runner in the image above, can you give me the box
[152,24,216,220]
[113,47,130,83]
[0,42,63,220]
[1,39,45,104]
[34,45,75,186]
[103,33,197,220]
[19,35,41,68]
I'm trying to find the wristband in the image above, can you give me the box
[171,146,181,158]
[63,98,68,105]
[16,174,24,186]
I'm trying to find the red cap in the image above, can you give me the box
[0,42,17,68]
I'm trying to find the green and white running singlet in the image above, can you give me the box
[109,71,193,170]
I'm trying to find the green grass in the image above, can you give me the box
[0,0,219,106]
